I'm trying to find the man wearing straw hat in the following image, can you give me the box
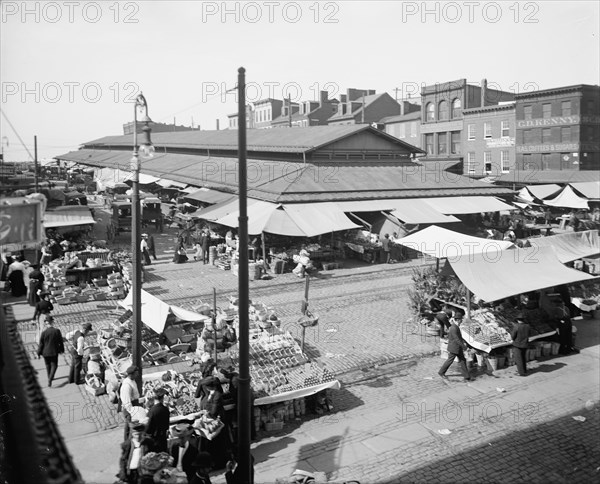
[170,423,200,482]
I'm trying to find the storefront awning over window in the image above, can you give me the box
[446,246,596,302]
[528,230,599,263]
[396,225,514,259]
[424,196,515,215]
[389,199,460,224]
[43,207,96,228]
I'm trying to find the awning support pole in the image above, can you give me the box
[261,232,268,272]
[436,258,440,272]
[466,288,471,319]
[213,287,218,368]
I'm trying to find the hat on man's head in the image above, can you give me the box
[192,452,213,468]
[153,387,168,398]
[171,423,193,437]
[126,365,140,375]
[82,322,92,331]
[141,233,148,237]
[129,421,146,432]
[453,311,464,320]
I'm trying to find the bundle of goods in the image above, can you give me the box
[107,272,126,299]
[460,309,514,348]
[200,315,237,353]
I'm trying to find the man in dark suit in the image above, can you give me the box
[200,229,210,264]
[511,314,531,376]
[33,292,54,325]
[37,316,64,387]
[147,234,157,260]
[145,387,170,453]
[170,423,200,482]
[438,312,471,381]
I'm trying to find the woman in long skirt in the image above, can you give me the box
[28,265,45,306]
[7,256,27,297]
[172,241,188,264]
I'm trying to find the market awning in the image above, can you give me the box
[388,199,460,224]
[424,196,515,215]
[543,185,589,209]
[526,184,561,200]
[192,197,241,221]
[569,181,600,201]
[120,289,209,333]
[157,179,187,189]
[282,203,361,236]
[43,207,96,228]
[123,172,161,184]
[528,230,599,263]
[185,188,235,205]
[396,225,515,259]
[446,246,597,302]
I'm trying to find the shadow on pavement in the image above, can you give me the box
[389,405,600,484]
[251,436,296,465]
[530,362,567,374]
[295,434,344,477]
[573,318,600,350]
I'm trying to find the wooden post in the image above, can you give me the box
[466,288,471,319]
[213,287,218,367]
[261,232,268,272]
[436,258,440,272]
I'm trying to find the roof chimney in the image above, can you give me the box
[481,78,488,106]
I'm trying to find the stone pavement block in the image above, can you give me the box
[362,423,432,453]
[59,419,99,439]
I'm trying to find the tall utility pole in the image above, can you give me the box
[237,67,252,484]
[34,135,38,192]
[288,96,293,127]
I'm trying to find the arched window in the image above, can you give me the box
[438,101,449,120]
[426,103,435,121]
[451,98,462,118]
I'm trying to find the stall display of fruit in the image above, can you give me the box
[462,309,514,348]
[140,371,202,417]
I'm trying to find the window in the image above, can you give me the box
[561,127,571,143]
[561,101,572,117]
[468,124,476,140]
[451,131,460,154]
[523,154,533,170]
[586,126,598,141]
[425,134,434,154]
[501,150,510,173]
[467,152,476,174]
[484,122,492,139]
[426,103,435,121]
[560,153,572,169]
[523,130,533,144]
[399,123,406,138]
[587,100,596,115]
[438,133,447,154]
[542,153,552,170]
[484,151,492,173]
[438,101,449,120]
[524,106,533,120]
[542,103,552,119]
[542,128,552,143]
[410,122,417,137]
[501,120,510,138]
[451,98,461,118]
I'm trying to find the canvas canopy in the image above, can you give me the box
[389,199,460,224]
[570,181,600,201]
[395,225,514,259]
[185,188,234,205]
[544,185,589,209]
[157,179,187,189]
[120,289,209,333]
[43,207,96,228]
[123,172,161,184]
[445,246,596,303]
[528,230,599,263]
[424,196,515,215]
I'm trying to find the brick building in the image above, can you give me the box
[123,121,197,135]
[420,79,515,163]
[379,103,422,148]
[514,84,600,171]
[271,91,338,127]
[227,98,283,129]
[327,89,401,125]
[462,102,516,177]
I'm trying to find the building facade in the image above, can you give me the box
[227,98,284,129]
[379,107,422,148]
[271,91,339,127]
[420,79,515,162]
[514,84,600,171]
[327,89,401,125]
[462,102,516,177]
[123,121,197,135]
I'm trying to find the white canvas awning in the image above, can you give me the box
[157,179,187,189]
[446,246,596,302]
[43,207,96,228]
[528,230,599,263]
[396,225,514,259]
[120,289,209,333]
[570,181,600,201]
[388,199,460,224]
[544,185,589,209]
[424,196,515,215]
[123,172,161,184]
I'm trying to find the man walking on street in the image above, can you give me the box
[37,316,64,387]
[511,314,531,376]
[66,322,93,385]
[438,312,471,381]
[33,291,54,325]
[200,229,210,265]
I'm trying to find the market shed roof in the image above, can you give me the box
[492,170,599,185]
[81,124,423,155]
[56,148,514,203]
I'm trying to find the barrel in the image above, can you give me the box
[208,246,217,265]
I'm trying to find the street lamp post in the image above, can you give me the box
[131,93,153,391]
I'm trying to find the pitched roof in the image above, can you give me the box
[379,111,422,123]
[492,170,599,185]
[82,124,420,155]
[56,149,513,203]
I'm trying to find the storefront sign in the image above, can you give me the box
[516,143,579,153]
[420,120,463,134]
[516,116,579,128]
[0,198,43,248]
[486,137,515,148]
